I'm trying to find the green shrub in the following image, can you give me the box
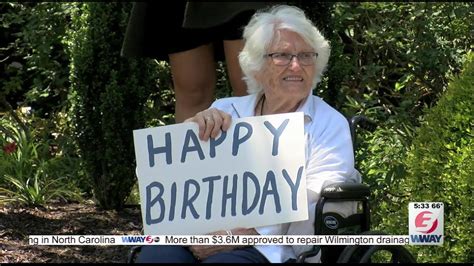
[0,107,82,206]
[328,3,472,121]
[0,3,72,115]
[356,121,415,221]
[403,52,473,262]
[369,52,473,262]
[142,60,175,127]
[66,3,157,210]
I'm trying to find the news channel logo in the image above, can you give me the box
[409,202,444,245]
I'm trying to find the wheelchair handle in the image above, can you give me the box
[350,115,377,132]
[321,183,370,200]
[349,115,377,150]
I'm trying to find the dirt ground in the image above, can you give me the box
[0,201,142,263]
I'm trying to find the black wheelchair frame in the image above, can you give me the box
[127,115,416,263]
[294,183,416,263]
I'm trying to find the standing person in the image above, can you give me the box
[135,5,360,263]
[121,2,272,122]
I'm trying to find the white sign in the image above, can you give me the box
[133,112,308,235]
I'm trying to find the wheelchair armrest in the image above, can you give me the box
[321,183,370,200]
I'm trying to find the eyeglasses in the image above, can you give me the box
[265,52,318,66]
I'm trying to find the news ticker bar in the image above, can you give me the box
[29,235,416,246]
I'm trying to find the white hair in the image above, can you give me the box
[238,5,331,94]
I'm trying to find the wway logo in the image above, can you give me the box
[121,235,160,244]
[409,202,443,245]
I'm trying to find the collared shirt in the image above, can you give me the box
[210,93,361,263]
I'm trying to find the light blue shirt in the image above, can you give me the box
[210,93,360,263]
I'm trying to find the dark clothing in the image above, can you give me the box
[121,2,271,61]
[136,245,270,263]
[182,2,274,28]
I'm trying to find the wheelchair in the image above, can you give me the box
[294,181,416,263]
[127,115,416,263]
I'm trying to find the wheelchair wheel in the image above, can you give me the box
[127,246,142,263]
[336,231,416,263]
[358,244,416,263]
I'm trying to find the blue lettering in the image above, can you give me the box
[168,182,177,221]
[242,171,260,215]
[146,182,165,225]
[181,179,200,219]
[122,236,146,243]
[147,133,172,166]
[181,129,205,163]
[259,170,281,214]
[209,131,227,158]
[202,175,221,219]
[221,174,238,217]
[232,122,253,156]
[282,166,303,210]
[410,235,442,243]
[144,168,301,222]
[263,119,289,156]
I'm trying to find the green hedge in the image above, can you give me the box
[369,52,473,262]
[403,52,473,262]
[66,3,156,210]
[330,3,472,122]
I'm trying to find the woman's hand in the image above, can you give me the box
[188,230,232,261]
[184,108,232,141]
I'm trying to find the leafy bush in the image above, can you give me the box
[0,105,82,206]
[326,3,472,122]
[365,53,473,262]
[142,60,175,127]
[356,121,415,211]
[402,52,473,262]
[66,3,157,210]
[0,3,72,115]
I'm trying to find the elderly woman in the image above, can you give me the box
[136,5,360,263]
